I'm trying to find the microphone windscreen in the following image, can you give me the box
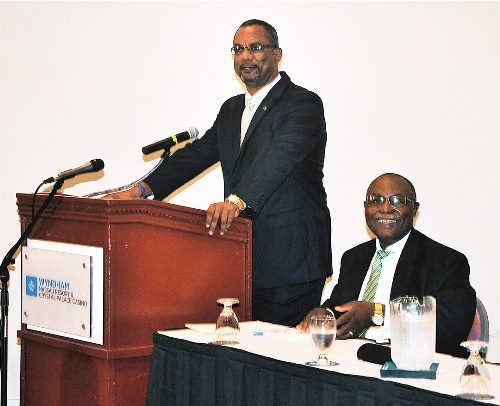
[187,127,199,139]
[357,343,392,365]
[91,159,105,171]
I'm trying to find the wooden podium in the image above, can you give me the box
[16,194,252,406]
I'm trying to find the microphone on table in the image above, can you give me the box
[43,159,105,184]
[142,127,199,155]
[357,343,392,365]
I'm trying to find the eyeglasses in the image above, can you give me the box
[231,43,277,55]
[364,194,417,207]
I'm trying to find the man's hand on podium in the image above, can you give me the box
[205,201,240,236]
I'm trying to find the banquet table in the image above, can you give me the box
[146,322,500,406]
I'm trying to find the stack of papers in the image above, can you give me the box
[184,320,295,335]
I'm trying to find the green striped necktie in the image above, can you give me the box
[358,249,390,338]
[362,249,390,302]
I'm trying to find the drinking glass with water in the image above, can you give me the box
[305,308,339,367]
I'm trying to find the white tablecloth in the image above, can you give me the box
[159,321,500,404]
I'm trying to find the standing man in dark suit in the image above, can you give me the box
[298,173,476,357]
[106,19,332,326]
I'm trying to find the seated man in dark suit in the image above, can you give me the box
[297,173,476,357]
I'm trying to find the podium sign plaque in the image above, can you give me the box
[21,239,104,343]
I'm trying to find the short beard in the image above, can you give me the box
[239,71,262,87]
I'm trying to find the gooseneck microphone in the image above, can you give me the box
[43,159,105,184]
[141,127,199,155]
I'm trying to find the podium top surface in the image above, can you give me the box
[16,193,251,237]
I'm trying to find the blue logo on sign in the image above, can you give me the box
[26,276,38,297]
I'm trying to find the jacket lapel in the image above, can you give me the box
[351,241,377,299]
[240,100,271,148]
[239,72,290,150]
[230,96,245,160]
[390,229,425,299]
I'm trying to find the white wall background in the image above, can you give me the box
[1,1,499,402]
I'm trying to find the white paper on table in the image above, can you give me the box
[185,320,296,335]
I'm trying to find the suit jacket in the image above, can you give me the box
[322,229,476,357]
[146,72,332,289]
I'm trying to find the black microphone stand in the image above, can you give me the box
[0,179,64,406]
